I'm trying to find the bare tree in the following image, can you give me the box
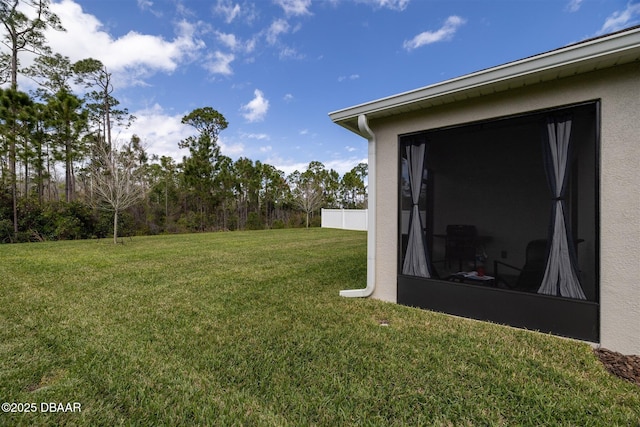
[90,139,146,243]
[289,171,324,228]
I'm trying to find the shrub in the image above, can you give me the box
[0,219,13,243]
[271,219,285,229]
[53,215,83,240]
[246,212,264,230]
[17,197,45,233]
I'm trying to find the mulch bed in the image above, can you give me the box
[594,348,640,387]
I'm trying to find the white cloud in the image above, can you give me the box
[279,46,305,60]
[283,93,294,102]
[274,0,312,16]
[597,3,640,35]
[325,157,368,176]
[338,74,360,82]
[566,0,583,13]
[137,0,163,17]
[115,104,191,161]
[45,1,205,85]
[214,0,241,23]
[355,0,410,11]
[137,0,153,10]
[266,158,309,176]
[204,51,235,75]
[106,30,191,71]
[260,145,273,152]
[266,19,290,45]
[214,0,258,24]
[216,31,239,50]
[243,133,270,140]
[215,31,256,54]
[241,89,270,122]
[245,36,258,53]
[268,156,367,177]
[403,15,466,51]
[219,138,246,157]
[115,104,249,163]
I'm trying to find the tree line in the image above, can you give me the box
[0,0,367,243]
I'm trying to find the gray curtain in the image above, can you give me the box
[538,116,586,299]
[402,143,431,277]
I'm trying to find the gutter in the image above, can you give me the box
[340,114,376,298]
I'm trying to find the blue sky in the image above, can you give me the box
[25,0,640,175]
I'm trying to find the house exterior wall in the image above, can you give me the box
[369,62,640,355]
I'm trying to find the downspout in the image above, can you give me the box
[340,114,376,297]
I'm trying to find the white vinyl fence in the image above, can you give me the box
[321,209,368,231]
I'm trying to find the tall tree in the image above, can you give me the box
[213,155,236,230]
[234,157,260,229]
[303,161,340,208]
[46,89,87,202]
[152,155,178,228]
[0,51,9,84]
[0,0,64,90]
[28,101,48,202]
[0,0,64,235]
[23,54,76,202]
[73,58,134,150]
[24,52,73,99]
[0,87,32,237]
[179,107,228,230]
[15,98,35,196]
[341,162,368,208]
[260,163,288,227]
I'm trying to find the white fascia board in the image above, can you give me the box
[329,27,640,133]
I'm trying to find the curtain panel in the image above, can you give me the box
[402,143,431,278]
[538,116,586,300]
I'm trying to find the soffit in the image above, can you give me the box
[329,26,640,137]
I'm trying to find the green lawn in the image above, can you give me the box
[0,229,638,426]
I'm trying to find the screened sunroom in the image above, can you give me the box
[398,101,599,341]
[329,26,640,354]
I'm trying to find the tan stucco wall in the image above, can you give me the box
[368,62,640,354]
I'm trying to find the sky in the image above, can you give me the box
[9,0,640,175]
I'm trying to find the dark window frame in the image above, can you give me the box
[397,100,601,342]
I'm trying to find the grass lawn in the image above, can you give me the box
[0,228,638,426]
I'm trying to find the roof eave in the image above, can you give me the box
[329,26,640,138]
